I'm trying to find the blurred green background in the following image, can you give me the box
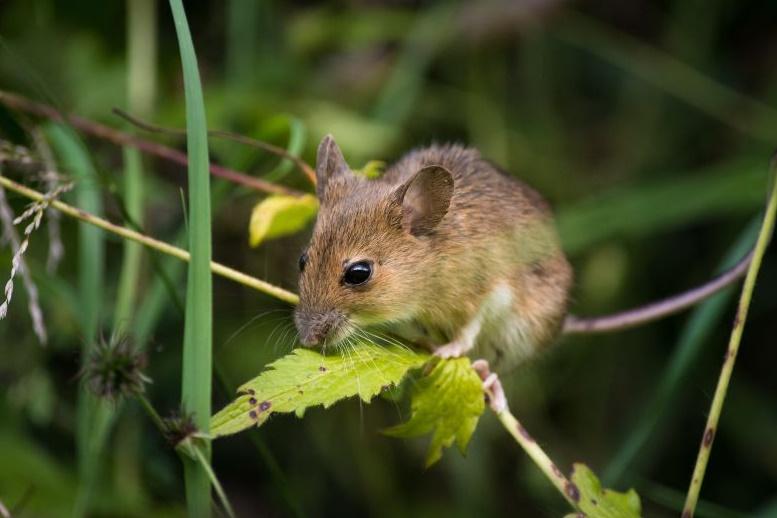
[1,0,776,516]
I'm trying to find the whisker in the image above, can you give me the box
[222,309,289,349]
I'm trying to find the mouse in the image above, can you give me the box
[294,135,572,372]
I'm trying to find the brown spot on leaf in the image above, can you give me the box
[259,400,272,412]
[565,482,580,502]
[246,388,256,395]
[319,366,327,372]
[249,410,258,420]
[703,427,715,447]
[249,397,257,405]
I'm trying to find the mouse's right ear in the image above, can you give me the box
[315,134,349,198]
[392,164,454,236]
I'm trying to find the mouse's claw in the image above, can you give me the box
[471,358,507,413]
[433,341,468,359]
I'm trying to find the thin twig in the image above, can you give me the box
[682,164,777,516]
[0,174,299,305]
[0,90,305,197]
[113,108,317,185]
[563,250,753,334]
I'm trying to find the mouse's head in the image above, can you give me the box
[294,135,454,348]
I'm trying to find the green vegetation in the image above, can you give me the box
[0,1,775,516]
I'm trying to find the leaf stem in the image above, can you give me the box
[0,174,299,304]
[682,166,777,515]
[494,407,579,508]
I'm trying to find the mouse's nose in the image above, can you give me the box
[294,309,341,347]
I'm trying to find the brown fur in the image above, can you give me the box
[295,136,572,370]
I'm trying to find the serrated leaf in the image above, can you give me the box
[210,343,429,437]
[563,464,642,518]
[385,358,485,467]
[248,194,318,247]
[353,160,386,179]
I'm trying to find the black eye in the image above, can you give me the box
[298,252,308,272]
[343,261,372,286]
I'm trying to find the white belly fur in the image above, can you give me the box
[470,282,536,370]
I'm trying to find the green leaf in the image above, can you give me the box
[353,160,386,179]
[384,358,485,467]
[210,343,429,437]
[248,194,319,247]
[563,464,642,518]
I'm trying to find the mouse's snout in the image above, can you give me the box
[294,308,345,347]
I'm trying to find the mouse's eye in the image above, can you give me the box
[298,252,308,272]
[343,261,372,286]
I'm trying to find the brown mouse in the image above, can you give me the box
[294,135,572,372]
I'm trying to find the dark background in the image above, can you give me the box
[0,0,775,516]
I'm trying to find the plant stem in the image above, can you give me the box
[0,174,299,304]
[193,445,237,518]
[495,407,580,509]
[136,394,167,436]
[0,90,304,197]
[683,166,777,516]
[137,395,236,518]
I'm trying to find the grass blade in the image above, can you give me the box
[115,0,157,333]
[45,123,106,517]
[167,1,214,516]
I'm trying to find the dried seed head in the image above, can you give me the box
[80,334,149,401]
[163,409,198,447]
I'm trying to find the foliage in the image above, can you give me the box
[384,358,485,467]
[248,194,319,247]
[168,0,214,515]
[353,159,386,179]
[211,343,428,437]
[564,464,642,518]
[213,349,487,468]
[1,0,776,516]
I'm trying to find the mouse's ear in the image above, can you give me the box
[393,165,454,236]
[315,134,349,197]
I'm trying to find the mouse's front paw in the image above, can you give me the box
[433,341,468,359]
